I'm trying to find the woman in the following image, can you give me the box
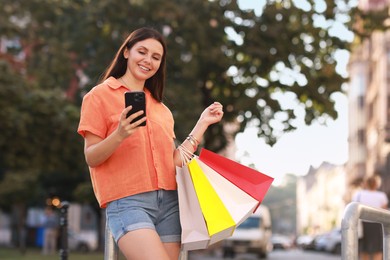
[78,27,223,260]
[352,175,388,260]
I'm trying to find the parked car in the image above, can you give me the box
[314,228,341,255]
[296,234,315,250]
[68,230,98,253]
[222,205,272,259]
[271,234,292,250]
[271,234,293,250]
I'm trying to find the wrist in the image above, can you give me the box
[113,130,126,143]
[186,136,198,150]
[195,119,209,132]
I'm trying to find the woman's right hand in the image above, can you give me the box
[116,106,146,141]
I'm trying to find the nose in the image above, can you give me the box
[144,55,152,64]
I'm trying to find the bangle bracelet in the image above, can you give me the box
[189,134,200,145]
[186,136,197,150]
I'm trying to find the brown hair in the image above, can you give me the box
[100,27,167,102]
[365,175,381,190]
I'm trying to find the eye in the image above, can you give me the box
[153,56,161,61]
[138,50,146,55]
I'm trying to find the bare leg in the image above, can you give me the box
[163,242,181,260]
[118,229,170,260]
[360,252,370,260]
[373,252,382,260]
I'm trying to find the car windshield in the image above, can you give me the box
[238,216,261,229]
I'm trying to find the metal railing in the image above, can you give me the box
[341,202,390,259]
[103,222,188,260]
[104,223,118,260]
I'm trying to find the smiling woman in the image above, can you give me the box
[77,27,224,260]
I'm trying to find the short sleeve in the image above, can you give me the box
[77,91,108,139]
[351,191,359,202]
[381,192,389,207]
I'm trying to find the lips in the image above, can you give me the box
[139,64,151,71]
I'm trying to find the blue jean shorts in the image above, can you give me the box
[106,190,181,244]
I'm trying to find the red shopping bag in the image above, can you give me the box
[199,148,273,210]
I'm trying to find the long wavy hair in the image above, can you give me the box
[100,27,167,102]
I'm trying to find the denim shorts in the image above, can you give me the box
[106,190,181,244]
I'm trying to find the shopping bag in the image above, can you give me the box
[187,159,236,245]
[199,148,274,210]
[176,165,210,250]
[194,157,258,226]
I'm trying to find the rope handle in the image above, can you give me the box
[177,144,196,166]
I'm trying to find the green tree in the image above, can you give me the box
[1,0,388,147]
[0,60,87,250]
[263,174,297,234]
[0,0,389,248]
[0,60,86,204]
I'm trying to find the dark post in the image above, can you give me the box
[59,201,69,260]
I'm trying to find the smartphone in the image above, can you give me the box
[124,91,146,126]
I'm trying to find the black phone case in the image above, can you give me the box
[125,91,146,126]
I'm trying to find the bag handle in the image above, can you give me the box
[178,144,195,166]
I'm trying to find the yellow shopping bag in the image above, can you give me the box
[188,159,236,245]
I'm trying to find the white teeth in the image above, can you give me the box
[139,65,150,71]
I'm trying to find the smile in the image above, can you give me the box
[139,65,151,71]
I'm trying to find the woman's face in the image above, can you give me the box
[124,38,164,82]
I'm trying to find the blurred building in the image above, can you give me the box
[296,163,346,235]
[346,0,390,200]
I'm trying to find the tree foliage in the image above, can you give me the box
[0,60,87,208]
[0,0,388,207]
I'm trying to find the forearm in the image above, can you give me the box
[173,101,224,166]
[85,131,123,167]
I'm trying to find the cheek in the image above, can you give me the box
[153,60,162,70]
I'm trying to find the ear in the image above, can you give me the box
[123,47,129,59]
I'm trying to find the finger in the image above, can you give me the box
[124,117,146,133]
[133,116,147,127]
[125,110,144,123]
[122,106,133,120]
[210,106,223,114]
[210,102,223,110]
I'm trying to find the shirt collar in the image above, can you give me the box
[105,76,151,96]
[106,76,124,90]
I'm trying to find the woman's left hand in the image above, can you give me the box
[199,102,224,126]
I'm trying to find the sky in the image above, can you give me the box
[234,0,353,184]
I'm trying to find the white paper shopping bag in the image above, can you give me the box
[176,165,210,250]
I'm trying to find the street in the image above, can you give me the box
[188,249,341,260]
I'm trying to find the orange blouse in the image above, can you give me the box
[78,77,177,208]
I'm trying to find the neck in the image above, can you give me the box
[119,75,144,91]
